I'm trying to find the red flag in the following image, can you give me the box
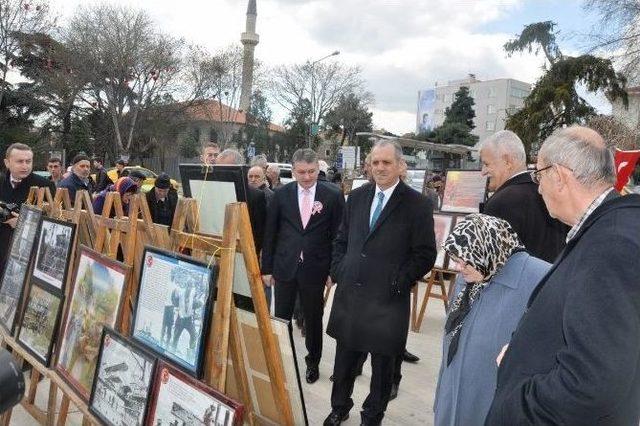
[614,148,640,192]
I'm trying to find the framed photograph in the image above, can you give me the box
[0,205,43,334]
[433,213,457,270]
[56,246,130,401]
[179,164,249,236]
[441,170,488,214]
[16,282,63,366]
[89,328,156,426]
[32,217,76,291]
[147,361,243,426]
[131,246,214,378]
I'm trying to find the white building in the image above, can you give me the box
[417,74,531,144]
[612,85,640,130]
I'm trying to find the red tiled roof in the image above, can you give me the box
[184,100,285,133]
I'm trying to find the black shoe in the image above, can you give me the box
[402,349,420,363]
[306,366,319,384]
[323,411,349,426]
[389,383,399,401]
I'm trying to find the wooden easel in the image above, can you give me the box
[171,200,295,426]
[412,268,457,332]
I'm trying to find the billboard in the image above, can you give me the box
[416,89,436,134]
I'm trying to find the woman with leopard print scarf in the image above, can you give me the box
[433,213,551,426]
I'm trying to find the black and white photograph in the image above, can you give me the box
[10,205,42,263]
[16,282,63,366]
[147,361,242,426]
[89,328,156,426]
[32,217,76,291]
[0,257,29,333]
[132,247,214,377]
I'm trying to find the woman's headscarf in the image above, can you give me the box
[442,213,525,365]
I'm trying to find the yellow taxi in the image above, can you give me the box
[104,166,179,193]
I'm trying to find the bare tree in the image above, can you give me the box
[64,4,185,158]
[0,0,54,106]
[269,61,365,128]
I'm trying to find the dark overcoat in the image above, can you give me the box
[486,193,640,425]
[327,180,436,356]
[261,180,344,283]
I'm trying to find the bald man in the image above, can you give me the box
[248,165,274,203]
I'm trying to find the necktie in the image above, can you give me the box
[370,192,385,229]
[301,189,312,228]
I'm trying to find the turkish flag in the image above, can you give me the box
[614,148,640,191]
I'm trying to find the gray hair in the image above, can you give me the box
[372,139,403,161]
[291,148,318,165]
[538,126,615,187]
[250,154,268,169]
[217,149,244,165]
[480,130,526,166]
[266,163,280,177]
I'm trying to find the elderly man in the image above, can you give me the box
[146,173,178,227]
[266,163,282,189]
[486,126,640,425]
[247,165,274,203]
[325,140,435,425]
[480,130,567,262]
[201,142,220,165]
[58,154,94,203]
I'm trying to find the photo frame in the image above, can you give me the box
[89,328,156,426]
[433,213,457,270]
[0,204,42,334]
[147,360,243,426]
[131,246,215,378]
[179,164,249,236]
[16,281,63,366]
[32,217,76,292]
[56,246,130,401]
[441,170,488,214]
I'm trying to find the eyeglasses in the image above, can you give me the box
[530,164,574,184]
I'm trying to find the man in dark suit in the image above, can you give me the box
[0,143,56,275]
[146,173,178,227]
[486,126,640,425]
[92,157,112,192]
[324,140,436,426]
[480,130,567,263]
[261,148,344,384]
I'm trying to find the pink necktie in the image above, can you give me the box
[301,189,312,228]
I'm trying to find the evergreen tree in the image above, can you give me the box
[443,86,476,129]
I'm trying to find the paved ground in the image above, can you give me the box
[10,281,448,425]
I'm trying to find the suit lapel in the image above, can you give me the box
[304,183,326,231]
[365,181,406,242]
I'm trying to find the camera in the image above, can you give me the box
[0,201,19,223]
[0,348,25,415]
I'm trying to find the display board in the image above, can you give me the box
[441,170,487,214]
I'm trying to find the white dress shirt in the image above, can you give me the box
[297,183,317,215]
[369,179,400,225]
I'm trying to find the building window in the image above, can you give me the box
[488,87,496,98]
[487,104,495,114]
[511,87,528,99]
[485,121,495,131]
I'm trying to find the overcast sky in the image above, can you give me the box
[50,0,606,134]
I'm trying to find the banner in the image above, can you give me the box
[416,89,436,133]
[614,148,640,192]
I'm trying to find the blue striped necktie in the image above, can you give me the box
[370,192,385,228]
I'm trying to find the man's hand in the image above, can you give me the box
[262,274,275,287]
[325,276,334,288]
[496,343,509,366]
[3,212,18,229]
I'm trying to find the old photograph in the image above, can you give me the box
[0,256,29,333]
[17,283,62,366]
[132,248,213,376]
[89,329,155,426]
[9,205,42,263]
[33,218,75,291]
[148,362,242,426]
[56,247,128,400]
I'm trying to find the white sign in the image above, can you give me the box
[340,146,360,170]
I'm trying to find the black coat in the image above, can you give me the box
[247,187,266,256]
[483,172,568,263]
[261,180,344,282]
[0,171,56,275]
[327,181,436,356]
[58,172,93,204]
[486,193,640,426]
[94,167,112,192]
[145,188,178,227]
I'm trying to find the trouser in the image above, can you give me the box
[172,316,196,349]
[161,306,174,343]
[330,342,395,425]
[355,350,403,385]
[274,263,325,367]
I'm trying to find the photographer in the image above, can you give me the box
[0,143,55,276]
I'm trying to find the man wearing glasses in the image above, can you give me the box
[480,130,567,263]
[486,126,640,425]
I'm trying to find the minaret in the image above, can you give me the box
[239,0,259,113]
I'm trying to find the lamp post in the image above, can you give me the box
[308,50,340,147]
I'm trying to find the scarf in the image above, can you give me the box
[442,213,525,365]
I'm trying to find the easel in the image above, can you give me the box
[412,268,457,332]
[170,199,295,426]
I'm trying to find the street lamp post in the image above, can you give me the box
[308,50,340,148]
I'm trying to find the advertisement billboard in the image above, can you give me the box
[416,89,436,134]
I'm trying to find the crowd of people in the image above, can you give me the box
[1,123,639,425]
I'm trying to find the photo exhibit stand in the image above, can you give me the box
[412,268,458,333]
